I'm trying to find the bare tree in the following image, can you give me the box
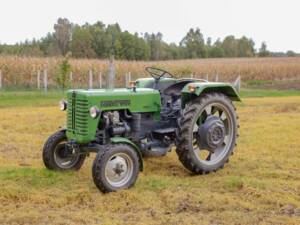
[54,18,72,55]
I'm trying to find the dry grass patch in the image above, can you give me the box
[1,56,300,88]
[0,96,299,224]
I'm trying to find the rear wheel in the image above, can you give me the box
[42,130,86,171]
[176,93,238,174]
[92,144,140,193]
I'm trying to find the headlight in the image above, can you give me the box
[90,106,100,118]
[59,100,67,111]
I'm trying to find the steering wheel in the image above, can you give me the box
[145,67,174,81]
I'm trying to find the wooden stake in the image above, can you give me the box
[215,73,219,82]
[37,70,41,89]
[108,56,115,89]
[125,72,131,87]
[99,72,102,88]
[0,70,2,89]
[69,72,73,88]
[128,72,131,83]
[125,73,128,87]
[43,69,48,92]
[233,75,241,92]
[89,70,93,89]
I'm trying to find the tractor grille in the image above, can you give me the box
[67,92,89,136]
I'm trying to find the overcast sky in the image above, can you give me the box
[0,0,299,52]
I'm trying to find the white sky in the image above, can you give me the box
[0,0,299,52]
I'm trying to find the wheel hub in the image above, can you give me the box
[113,162,125,176]
[105,155,132,187]
[198,115,226,151]
[57,146,71,158]
[53,142,80,169]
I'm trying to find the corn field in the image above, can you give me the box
[0,56,300,89]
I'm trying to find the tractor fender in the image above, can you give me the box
[181,82,241,107]
[110,137,143,171]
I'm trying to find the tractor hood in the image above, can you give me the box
[66,88,161,113]
[66,88,161,143]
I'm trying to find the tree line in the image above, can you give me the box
[0,18,297,60]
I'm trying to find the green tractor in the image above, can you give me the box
[43,67,240,193]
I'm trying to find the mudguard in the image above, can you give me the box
[110,137,143,171]
[181,82,241,107]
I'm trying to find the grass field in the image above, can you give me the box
[0,91,300,224]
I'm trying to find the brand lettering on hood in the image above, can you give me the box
[100,100,131,107]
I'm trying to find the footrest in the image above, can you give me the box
[153,128,175,134]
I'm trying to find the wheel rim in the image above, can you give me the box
[53,141,80,169]
[105,153,133,188]
[192,103,234,165]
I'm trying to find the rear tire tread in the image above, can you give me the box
[175,92,239,174]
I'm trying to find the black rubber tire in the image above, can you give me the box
[92,144,140,193]
[175,92,239,174]
[42,130,86,171]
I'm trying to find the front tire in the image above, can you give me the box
[42,130,86,171]
[176,92,238,174]
[92,144,140,193]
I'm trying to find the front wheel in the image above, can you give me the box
[92,144,140,193]
[42,130,86,171]
[176,92,238,174]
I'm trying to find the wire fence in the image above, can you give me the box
[0,68,241,91]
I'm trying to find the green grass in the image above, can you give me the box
[244,79,273,87]
[0,91,65,107]
[240,88,300,98]
[0,167,75,188]
[1,88,300,109]
[145,177,170,190]
[225,176,244,191]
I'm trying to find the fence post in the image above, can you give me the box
[99,71,102,88]
[128,72,131,83]
[233,75,241,92]
[125,72,131,87]
[191,73,194,78]
[37,70,41,89]
[0,70,2,89]
[215,73,219,82]
[125,73,128,87]
[69,72,73,87]
[89,70,93,89]
[107,55,115,89]
[205,74,208,81]
[128,72,131,84]
[43,69,48,92]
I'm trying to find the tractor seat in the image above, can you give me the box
[137,78,177,93]
[163,79,195,97]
